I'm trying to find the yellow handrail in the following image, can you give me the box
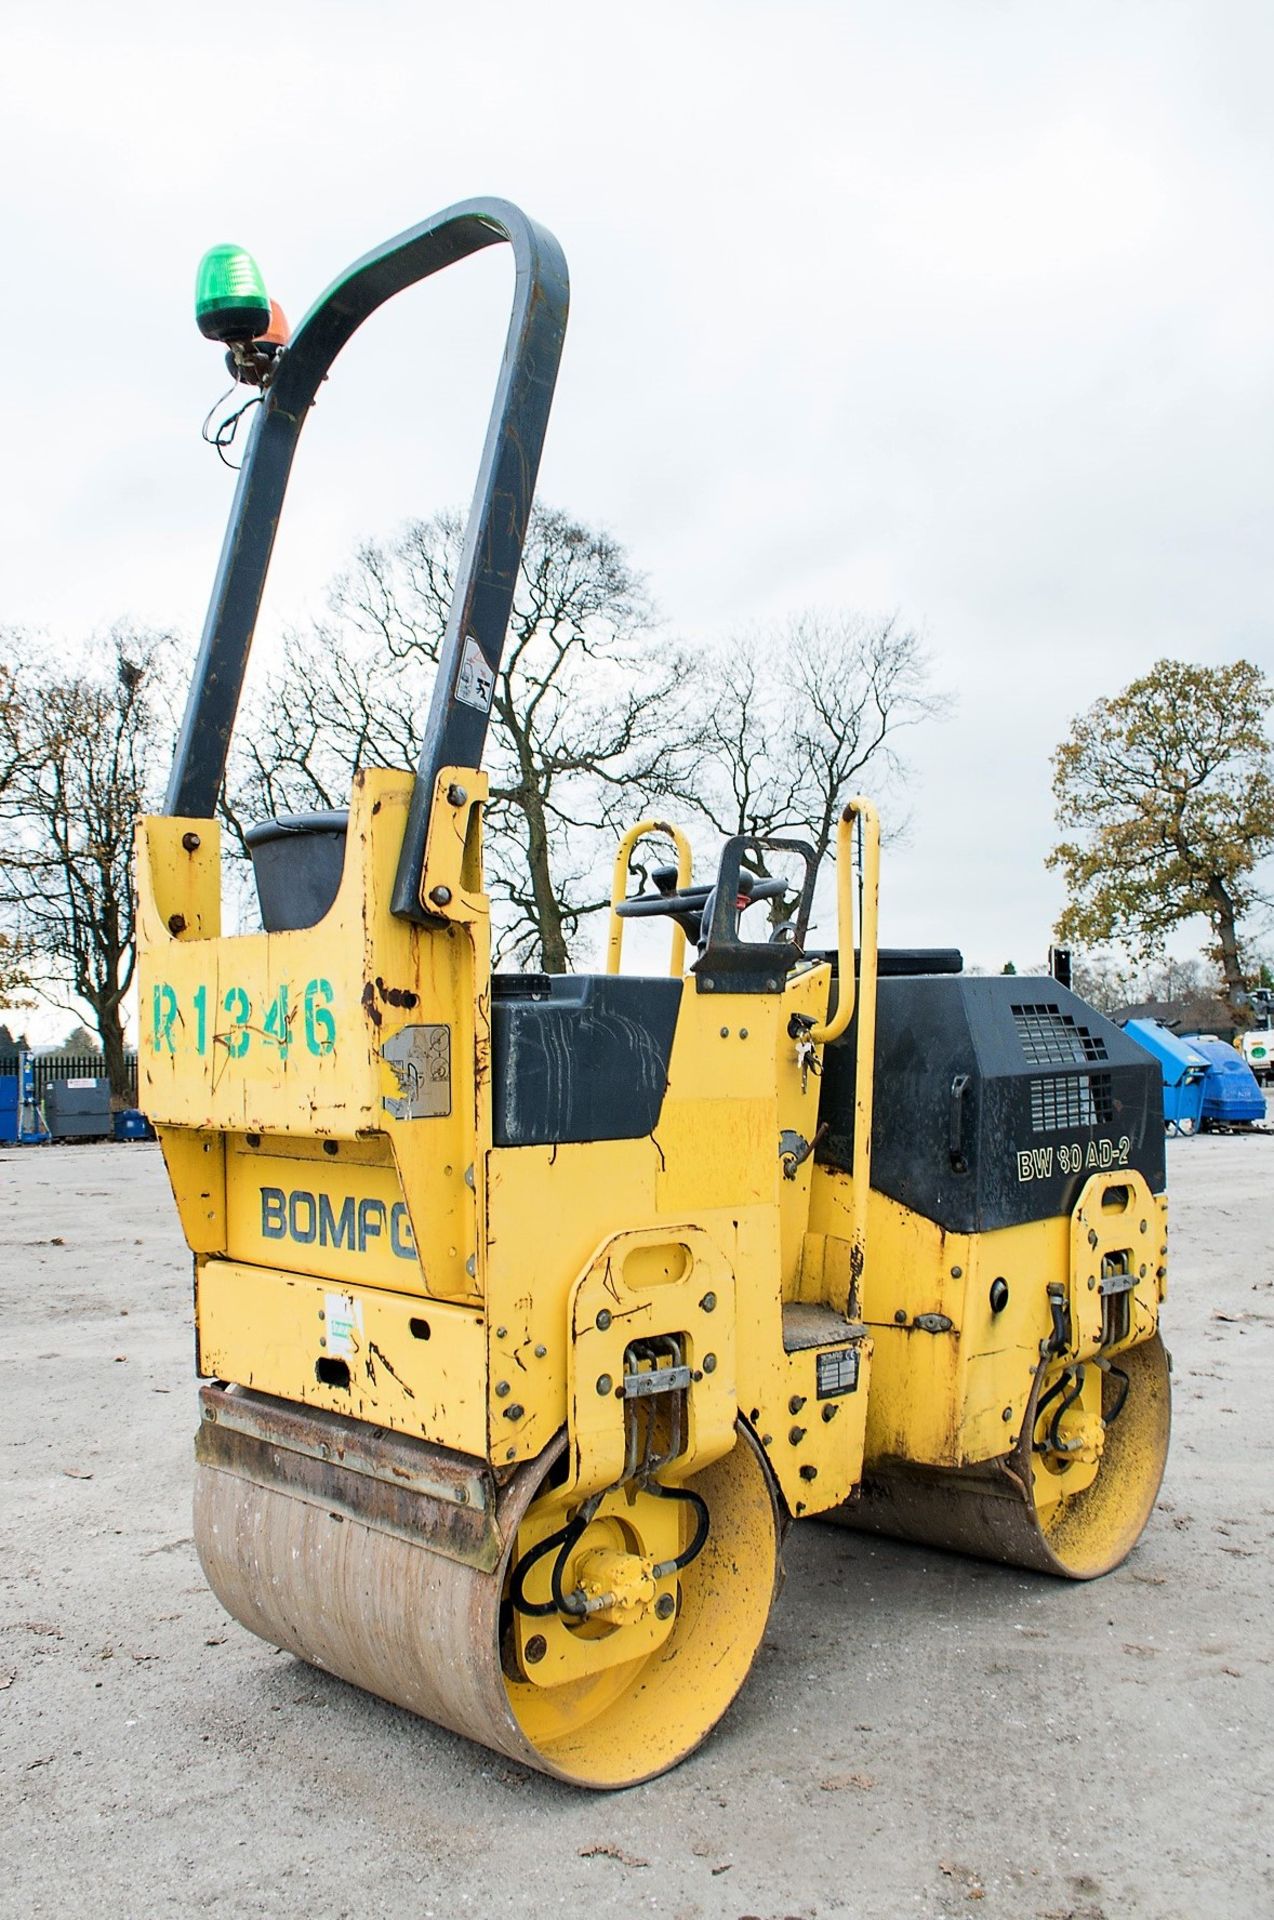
[605,819,694,976]
[804,797,879,1047]
[804,798,880,1312]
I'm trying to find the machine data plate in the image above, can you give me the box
[816,1346,860,1398]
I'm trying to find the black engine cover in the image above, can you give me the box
[816,974,1165,1233]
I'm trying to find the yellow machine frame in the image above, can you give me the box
[139,783,890,1522]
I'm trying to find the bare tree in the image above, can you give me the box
[1070,948,1230,1029]
[1068,951,1141,1016]
[0,664,33,1005]
[0,629,172,1098]
[683,613,946,920]
[228,506,703,970]
[0,931,31,1008]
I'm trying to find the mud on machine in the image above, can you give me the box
[137,199,1171,1788]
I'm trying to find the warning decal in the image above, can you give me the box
[455,634,495,711]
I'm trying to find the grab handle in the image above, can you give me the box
[805,796,880,1315]
[804,798,880,1048]
[949,1072,972,1173]
[605,820,694,976]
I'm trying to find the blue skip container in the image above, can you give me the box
[1182,1036,1266,1128]
[113,1108,156,1142]
[1122,1018,1209,1135]
[0,1072,18,1145]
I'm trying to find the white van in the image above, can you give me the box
[1238,1029,1274,1083]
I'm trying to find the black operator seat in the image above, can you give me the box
[489,973,681,1147]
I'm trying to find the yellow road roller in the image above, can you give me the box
[137,199,1170,1788]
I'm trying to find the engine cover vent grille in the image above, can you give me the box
[1030,1072,1115,1133]
[1012,1002,1109,1066]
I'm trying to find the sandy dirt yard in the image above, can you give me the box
[1,1132,1271,1920]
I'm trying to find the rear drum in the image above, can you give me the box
[827,1333,1171,1579]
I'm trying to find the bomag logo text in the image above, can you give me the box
[260,1186,416,1261]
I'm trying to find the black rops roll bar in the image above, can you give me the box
[163,197,570,923]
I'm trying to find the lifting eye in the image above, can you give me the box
[989,1278,1009,1314]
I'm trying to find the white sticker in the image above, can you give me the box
[325,1292,364,1358]
[381,1024,452,1120]
[455,634,495,711]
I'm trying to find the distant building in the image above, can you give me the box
[1115,996,1239,1045]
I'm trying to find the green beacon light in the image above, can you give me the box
[195,244,271,345]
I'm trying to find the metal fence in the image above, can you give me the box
[0,1051,138,1106]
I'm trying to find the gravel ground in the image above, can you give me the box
[2,1133,1271,1920]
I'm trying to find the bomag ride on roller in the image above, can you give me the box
[137,198,1171,1789]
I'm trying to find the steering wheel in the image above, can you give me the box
[616,867,788,940]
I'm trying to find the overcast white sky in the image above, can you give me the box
[3,0,1272,1033]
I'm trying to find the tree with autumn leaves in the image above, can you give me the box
[1050,659,1274,1009]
